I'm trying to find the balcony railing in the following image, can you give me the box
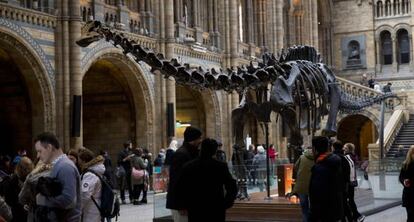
[0,2,56,28]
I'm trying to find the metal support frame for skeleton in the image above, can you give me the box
[77,21,398,198]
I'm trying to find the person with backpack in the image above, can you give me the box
[78,148,106,222]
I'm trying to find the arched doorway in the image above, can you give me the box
[381,30,393,65]
[0,32,54,159]
[82,56,153,161]
[176,86,206,143]
[337,115,378,160]
[0,49,32,157]
[397,29,410,64]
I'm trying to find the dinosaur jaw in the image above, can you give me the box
[76,32,103,47]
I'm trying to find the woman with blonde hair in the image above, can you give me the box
[399,145,414,221]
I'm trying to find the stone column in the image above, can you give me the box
[93,0,105,22]
[69,0,83,149]
[276,0,284,49]
[410,35,413,71]
[392,36,398,73]
[165,0,176,138]
[312,0,319,50]
[212,0,221,48]
[376,37,382,73]
[55,0,65,144]
[62,0,71,149]
[229,0,238,67]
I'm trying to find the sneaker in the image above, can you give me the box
[357,215,365,222]
[140,199,147,204]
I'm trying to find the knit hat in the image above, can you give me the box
[312,136,329,153]
[183,126,202,142]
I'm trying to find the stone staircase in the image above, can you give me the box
[386,114,414,158]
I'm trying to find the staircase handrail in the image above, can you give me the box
[336,76,383,99]
[377,109,406,153]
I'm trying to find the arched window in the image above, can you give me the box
[377,1,383,17]
[381,31,393,65]
[394,0,400,15]
[82,7,87,22]
[402,0,406,13]
[397,29,410,64]
[385,0,392,16]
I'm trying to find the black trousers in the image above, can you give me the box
[407,207,414,222]
[120,170,133,201]
[347,186,361,220]
[132,184,147,201]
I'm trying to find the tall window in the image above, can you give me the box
[377,1,383,17]
[381,31,393,65]
[397,29,410,64]
[385,0,392,16]
[239,2,244,42]
[394,0,400,14]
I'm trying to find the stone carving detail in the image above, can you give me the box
[0,18,55,87]
[0,31,55,133]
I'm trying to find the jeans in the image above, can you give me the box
[298,193,309,222]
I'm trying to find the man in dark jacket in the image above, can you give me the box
[117,141,134,204]
[166,126,203,222]
[309,136,344,222]
[332,140,351,222]
[177,138,237,222]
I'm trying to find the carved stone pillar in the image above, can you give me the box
[392,36,398,73]
[229,0,238,67]
[165,0,176,137]
[276,0,284,49]
[69,0,83,149]
[410,34,413,71]
[376,38,382,73]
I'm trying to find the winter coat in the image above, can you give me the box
[81,156,106,222]
[309,153,344,221]
[344,153,357,186]
[130,156,147,185]
[0,196,12,222]
[166,142,199,210]
[399,161,414,207]
[0,174,27,222]
[177,158,237,222]
[18,162,52,222]
[292,150,314,195]
[253,152,267,180]
[334,151,351,192]
[117,148,132,173]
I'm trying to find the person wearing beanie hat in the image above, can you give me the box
[176,138,237,222]
[166,126,203,222]
[309,136,344,222]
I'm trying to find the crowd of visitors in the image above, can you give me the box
[0,126,412,222]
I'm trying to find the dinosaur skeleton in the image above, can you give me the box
[77,21,397,162]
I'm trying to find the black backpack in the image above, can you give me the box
[82,170,120,221]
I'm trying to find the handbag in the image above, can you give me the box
[115,166,126,178]
[131,167,145,180]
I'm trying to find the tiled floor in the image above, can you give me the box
[366,205,406,222]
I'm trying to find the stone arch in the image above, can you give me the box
[0,27,56,157]
[81,49,155,153]
[337,111,379,159]
[375,25,394,40]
